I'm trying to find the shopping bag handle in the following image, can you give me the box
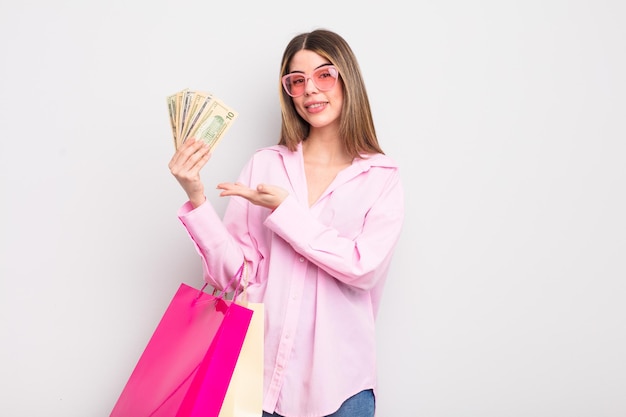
[236,259,251,305]
[196,262,245,301]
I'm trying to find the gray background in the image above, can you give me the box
[1,0,625,415]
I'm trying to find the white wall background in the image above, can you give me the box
[1,0,624,416]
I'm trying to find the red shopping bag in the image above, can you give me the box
[110,271,253,417]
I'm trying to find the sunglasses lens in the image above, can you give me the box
[282,66,339,97]
[283,74,306,97]
[313,66,338,90]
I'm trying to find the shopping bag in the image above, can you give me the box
[110,267,253,417]
[219,261,264,417]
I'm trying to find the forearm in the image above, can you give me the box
[264,195,404,290]
[178,200,246,290]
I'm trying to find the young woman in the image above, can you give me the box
[169,28,404,417]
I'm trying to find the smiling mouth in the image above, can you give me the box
[306,102,327,109]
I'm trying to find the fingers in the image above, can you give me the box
[257,184,287,198]
[169,137,197,165]
[257,184,289,208]
[217,182,250,196]
[185,139,211,167]
[169,139,211,176]
[216,182,288,211]
[217,182,249,190]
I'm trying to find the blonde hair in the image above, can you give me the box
[278,29,384,157]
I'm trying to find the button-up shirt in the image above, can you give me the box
[178,143,404,417]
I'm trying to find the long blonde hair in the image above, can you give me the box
[278,29,384,158]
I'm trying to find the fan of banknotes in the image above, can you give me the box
[166,89,239,151]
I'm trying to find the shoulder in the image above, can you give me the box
[250,144,295,161]
[355,152,400,171]
[238,145,298,179]
[354,153,404,194]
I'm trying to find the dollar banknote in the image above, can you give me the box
[167,89,238,151]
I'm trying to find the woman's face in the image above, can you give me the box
[286,49,343,132]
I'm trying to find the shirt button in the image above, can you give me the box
[299,257,304,262]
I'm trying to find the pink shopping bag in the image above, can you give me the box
[110,275,253,417]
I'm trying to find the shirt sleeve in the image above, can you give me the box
[263,168,405,290]
[177,200,248,291]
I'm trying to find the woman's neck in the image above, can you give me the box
[302,137,351,166]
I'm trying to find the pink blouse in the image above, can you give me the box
[178,143,404,417]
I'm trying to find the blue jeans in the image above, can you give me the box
[262,389,375,417]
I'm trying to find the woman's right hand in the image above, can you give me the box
[168,138,212,208]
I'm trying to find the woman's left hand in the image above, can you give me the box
[217,182,288,210]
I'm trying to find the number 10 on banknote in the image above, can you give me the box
[167,89,239,151]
